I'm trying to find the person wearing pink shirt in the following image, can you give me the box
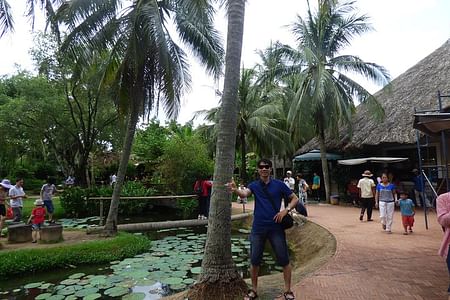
[436,191,450,297]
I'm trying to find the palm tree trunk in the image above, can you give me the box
[187,0,247,298]
[318,124,331,203]
[103,103,139,236]
[240,129,247,183]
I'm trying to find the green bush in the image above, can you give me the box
[0,233,151,279]
[60,181,157,217]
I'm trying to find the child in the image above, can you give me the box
[28,199,46,243]
[398,191,415,235]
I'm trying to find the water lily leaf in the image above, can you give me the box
[12,288,22,293]
[122,292,146,300]
[60,279,79,285]
[24,282,43,289]
[57,286,76,296]
[75,287,99,298]
[48,294,65,300]
[82,293,101,300]
[182,278,195,284]
[39,283,54,290]
[65,295,77,300]
[161,277,183,285]
[104,286,129,297]
[36,293,52,299]
[68,273,85,279]
[190,267,201,274]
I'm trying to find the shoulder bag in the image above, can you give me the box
[261,184,294,230]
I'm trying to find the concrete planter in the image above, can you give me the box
[7,223,32,243]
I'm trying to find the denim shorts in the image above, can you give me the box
[44,200,54,213]
[250,226,289,267]
[32,223,43,231]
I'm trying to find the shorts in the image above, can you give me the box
[32,223,43,231]
[402,215,414,227]
[0,204,5,217]
[43,200,54,213]
[250,227,290,267]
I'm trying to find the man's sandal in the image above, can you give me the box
[283,291,295,300]
[244,289,258,300]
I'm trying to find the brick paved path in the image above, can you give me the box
[292,204,448,300]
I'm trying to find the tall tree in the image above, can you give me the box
[58,0,223,235]
[280,0,390,201]
[187,0,248,298]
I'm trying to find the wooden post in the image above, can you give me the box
[99,199,104,226]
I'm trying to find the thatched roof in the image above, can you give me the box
[297,38,450,155]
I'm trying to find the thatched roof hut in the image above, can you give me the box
[297,38,450,155]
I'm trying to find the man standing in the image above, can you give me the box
[312,172,321,202]
[412,169,431,208]
[357,170,376,221]
[284,171,295,192]
[231,159,298,300]
[9,178,27,222]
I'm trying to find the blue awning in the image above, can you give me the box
[293,149,342,161]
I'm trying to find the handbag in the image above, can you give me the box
[261,183,294,230]
[6,207,13,219]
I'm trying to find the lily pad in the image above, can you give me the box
[75,287,99,298]
[169,283,187,291]
[83,293,101,300]
[60,279,79,285]
[57,286,76,296]
[48,295,65,300]
[190,267,202,274]
[161,277,183,285]
[68,273,85,279]
[122,292,146,300]
[39,283,54,290]
[24,282,43,289]
[104,286,129,297]
[36,293,52,299]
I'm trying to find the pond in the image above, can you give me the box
[0,227,284,299]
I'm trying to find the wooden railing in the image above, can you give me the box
[86,195,196,225]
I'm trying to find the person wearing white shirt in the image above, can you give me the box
[9,178,27,222]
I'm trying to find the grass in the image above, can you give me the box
[0,232,151,279]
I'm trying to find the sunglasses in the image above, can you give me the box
[258,165,271,169]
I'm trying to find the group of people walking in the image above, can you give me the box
[357,170,415,234]
[0,177,57,240]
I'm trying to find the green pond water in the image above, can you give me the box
[0,227,283,299]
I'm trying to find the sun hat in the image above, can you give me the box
[0,179,13,189]
[34,199,44,206]
[362,170,373,177]
[287,171,292,174]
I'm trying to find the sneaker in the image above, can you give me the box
[197,215,202,220]
[382,224,386,230]
[409,229,413,233]
[367,219,373,222]
[359,215,363,221]
[32,240,37,243]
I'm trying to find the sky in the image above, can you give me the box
[1,0,449,125]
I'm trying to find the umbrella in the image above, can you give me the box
[293,149,342,161]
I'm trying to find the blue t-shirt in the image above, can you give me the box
[248,178,293,233]
[399,198,414,216]
[413,175,425,192]
[376,183,396,202]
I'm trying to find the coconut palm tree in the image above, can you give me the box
[197,68,290,182]
[58,0,223,235]
[186,0,248,298]
[280,0,390,201]
[0,0,61,39]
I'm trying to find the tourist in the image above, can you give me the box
[296,173,309,205]
[27,199,46,243]
[284,171,295,193]
[193,176,212,220]
[229,158,298,300]
[65,175,75,187]
[9,178,27,222]
[0,179,13,236]
[398,190,415,235]
[412,169,431,208]
[41,177,57,223]
[357,171,376,221]
[347,179,360,207]
[110,173,117,186]
[237,181,247,204]
[312,172,321,202]
[375,173,397,233]
[436,191,450,296]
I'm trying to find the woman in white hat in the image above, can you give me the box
[0,179,13,236]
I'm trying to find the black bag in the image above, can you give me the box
[262,183,294,230]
